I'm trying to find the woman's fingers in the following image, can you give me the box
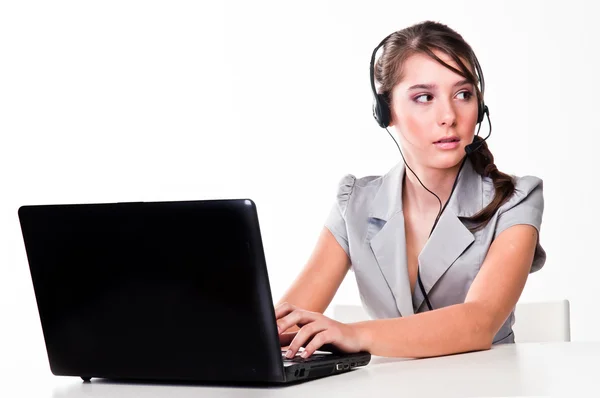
[284,322,327,359]
[274,302,296,320]
[274,303,345,358]
[274,302,299,334]
[302,330,336,358]
[274,305,360,359]
[279,331,297,347]
[276,309,318,335]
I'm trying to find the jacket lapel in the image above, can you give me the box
[411,207,475,312]
[413,158,483,311]
[368,162,414,317]
[368,158,484,316]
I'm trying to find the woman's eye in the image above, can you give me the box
[456,91,473,100]
[414,94,433,103]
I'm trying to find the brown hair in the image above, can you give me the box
[374,20,515,230]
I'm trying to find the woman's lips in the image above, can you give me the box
[433,138,460,150]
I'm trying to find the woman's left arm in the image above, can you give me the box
[277,223,539,358]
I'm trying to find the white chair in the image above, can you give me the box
[512,299,571,343]
[332,299,571,343]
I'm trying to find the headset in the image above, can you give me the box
[369,31,493,313]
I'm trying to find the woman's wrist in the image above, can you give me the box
[350,320,374,352]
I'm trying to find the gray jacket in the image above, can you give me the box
[325,157,545,344]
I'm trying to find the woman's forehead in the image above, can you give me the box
[397,50,473,89]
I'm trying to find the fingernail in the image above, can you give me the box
[301,351,308,358]
[285,350,293,358]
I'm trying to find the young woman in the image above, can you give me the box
[275,20,545,359]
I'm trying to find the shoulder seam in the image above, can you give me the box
[354,174,384,187]
[342,174,356,218]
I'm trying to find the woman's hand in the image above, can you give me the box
[275,302,367,359]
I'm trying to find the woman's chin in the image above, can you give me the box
[429,150,467,169]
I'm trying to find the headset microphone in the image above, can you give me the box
[464,105,492,155]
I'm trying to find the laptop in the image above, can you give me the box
[18,199,371,384]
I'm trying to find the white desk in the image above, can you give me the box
[5,342,599,397]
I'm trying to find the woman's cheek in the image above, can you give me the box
[403,113,432,147]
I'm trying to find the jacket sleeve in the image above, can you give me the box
[324,174,356,259]
[494,176,546,273]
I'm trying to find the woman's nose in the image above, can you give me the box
[438,102,457,127]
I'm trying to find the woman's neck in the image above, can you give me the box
[402,160,463,215]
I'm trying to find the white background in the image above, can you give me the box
[1,0,598,376]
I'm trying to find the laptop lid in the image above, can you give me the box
[18,199,286,383]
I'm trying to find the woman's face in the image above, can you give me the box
[389,50,479,170]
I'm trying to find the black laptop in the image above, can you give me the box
[18,199,371,384]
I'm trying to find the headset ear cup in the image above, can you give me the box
[373,93,391,128]
[477,102,487,124]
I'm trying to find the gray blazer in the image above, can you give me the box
[325,157,545,344]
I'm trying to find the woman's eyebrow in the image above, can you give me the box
[407,79,472,91]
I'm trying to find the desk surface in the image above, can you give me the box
[5,342,599,397]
